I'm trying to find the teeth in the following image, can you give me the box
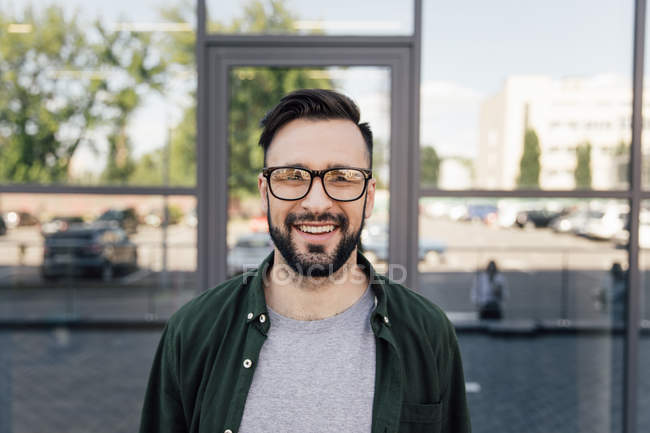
[298,225,335,234]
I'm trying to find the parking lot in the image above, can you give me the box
[1,215,649,322]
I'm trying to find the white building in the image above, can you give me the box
[438,157,473,190]
[478,75,641,190]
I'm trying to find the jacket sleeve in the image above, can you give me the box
[441,320,472,433]
[139,324,188,433]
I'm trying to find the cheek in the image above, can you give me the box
[342,206,365,229]
[268,202,294,226]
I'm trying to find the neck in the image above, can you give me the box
[264,249,369,321]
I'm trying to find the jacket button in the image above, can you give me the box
[247,312,253,320]
[243,359,253,368]
[384,316,389,324]
[259,314,266,323]
[225,430,233,433]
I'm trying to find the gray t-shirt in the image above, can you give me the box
[238,285,376,433]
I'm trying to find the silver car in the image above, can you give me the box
[227,232,274,277]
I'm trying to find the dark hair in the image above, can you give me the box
[259,89,373,167]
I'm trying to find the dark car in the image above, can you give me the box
[41,224,138,281]
[41,216,85,236]
[515,209,565,229]
[96,208,138,234]
[0,215,6,236]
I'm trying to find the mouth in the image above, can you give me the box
[293,223,340,243]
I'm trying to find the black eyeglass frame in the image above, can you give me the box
[262,166,373,202]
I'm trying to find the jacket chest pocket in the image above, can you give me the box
[398,402,442,433]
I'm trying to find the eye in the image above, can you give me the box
[327,169,363,182]
[272,168,309,181]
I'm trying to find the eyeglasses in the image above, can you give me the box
[262,166,372,202]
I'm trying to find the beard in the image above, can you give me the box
[267,204,364,278]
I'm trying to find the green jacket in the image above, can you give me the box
[140,252,471,433]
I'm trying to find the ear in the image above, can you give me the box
[258,173,268,212]
[364,178,376,219]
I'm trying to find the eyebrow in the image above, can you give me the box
[279,162,358,169]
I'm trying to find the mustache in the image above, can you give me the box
[285,212,348,230]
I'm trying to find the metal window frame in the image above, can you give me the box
[197,1,423,291]
[624,2,645,432]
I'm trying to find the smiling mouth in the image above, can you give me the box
[295,224,338,234]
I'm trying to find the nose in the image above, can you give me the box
[300,176,333,213]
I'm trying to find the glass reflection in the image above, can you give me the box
[0,193,196,320]
[639,200,650,432]
[420,0,634,191]
[419,197,626,433]
[2,1,196,186]
[419,197,628,323]
[207,0,413,36]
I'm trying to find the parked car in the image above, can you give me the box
[582,208,627,241]
[0,215,6,236]
[4,210,39,229]
[41,224,138,281]
[41,216,85,236]
[249,215,269,232]
[95,208,138,234]
[227,232,274,277]
[515,209,565,229]
[361,223,446,264]
[464,204,498,224]
[551,208,587,233]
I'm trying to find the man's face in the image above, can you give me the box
[258,118,376,277]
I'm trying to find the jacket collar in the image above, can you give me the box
[244,250,390,327]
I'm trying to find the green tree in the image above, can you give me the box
[94,21,166,183]
[516,128,541,189]
[574,141,592,189]
[420,145,440,187]
[0,6,100,183]
[138,0,332,198]
[0,5,165,184]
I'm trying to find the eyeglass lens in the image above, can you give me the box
[269,168,366,200]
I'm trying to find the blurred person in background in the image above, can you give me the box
[472,259,508,320]
[594,262,627,324]
[140,89,470,433]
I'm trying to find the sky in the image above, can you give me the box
[3,0,640,170]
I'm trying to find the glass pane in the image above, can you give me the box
[0,193,197,320]
[207,0,413,36]
[0,329,160,432]
[639,201,650,431]
[2,1,196,186]
[227,66,391,275]
[419,197,626,432]
[420,1,633,191]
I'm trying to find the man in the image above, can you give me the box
[140,89,471,433]
[471,260,508,320]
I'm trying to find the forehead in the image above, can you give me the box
[266,118,369,168]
